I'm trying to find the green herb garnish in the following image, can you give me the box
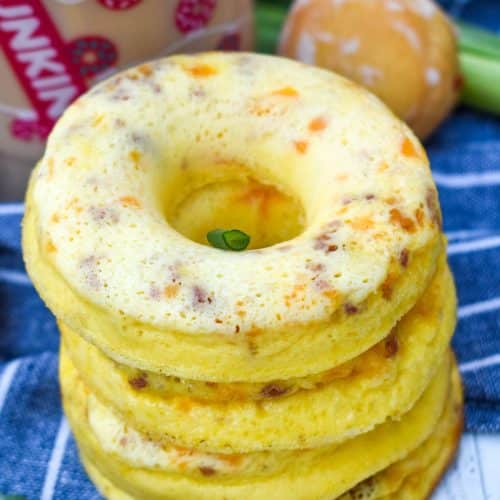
[0,495,26,500]
[207,229,250,251]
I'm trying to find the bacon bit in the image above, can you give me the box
[326,220,342,231]
[186,64,218,78]
[138,64,153,77]
[234,325,240,333]
[272,86,299,97]
[384,334,399,358]
[129,376,148,389]
[401,137,419,158]
[260,384,289,398]
[199,466,216,476]
[399,248,409,268]
[349,216,374,231]
[193,286,212,306]
[80,256,100,290]
[426,188,442,228]
[389,208,416,233]
[164,284,180,299]
[306,262,325,272]
[46,239,57,253]
[89,207,119,224]
[309,116,327,132]
[315,279,330,291]
[365,194,375,200]
[381,273,396,300]
[294,140,309,154]
[415,207,425,227]
[149,285,161,300]
[119,196,142,209]
[344,303,358,315]
[215,318,223,324]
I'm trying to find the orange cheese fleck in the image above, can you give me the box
[322,289,339,304]
[294,140,308,154]
[350,216,374,230]
[164,284,180,299]
[401,137,419,158]
[137,64,153,77]
[119,196,142,209]
[129,150,142,167]
[272,86,299,97]
[390,208,416,233]
[309,116,327,132]
[186,64,218,78]
[46,239,57,253]
[216,453,243,467]
[377,161,389,173]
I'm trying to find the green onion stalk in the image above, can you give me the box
[255,1,500,116]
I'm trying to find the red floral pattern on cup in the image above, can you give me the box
[175,0,216,33]
[67,36,118,78]
[97,0,142,10]
[10,118,50,142]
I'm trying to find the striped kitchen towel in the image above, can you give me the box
[1,1,500,498]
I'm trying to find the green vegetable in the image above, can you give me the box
[0,495,26,500]
[456,21,500,114]
[207,229,251,251]
[255,1,289,53]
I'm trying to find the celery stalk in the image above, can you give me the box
[456,21,500,114]
[459,52,500,114]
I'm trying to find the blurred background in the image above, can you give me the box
[1,0,499,201]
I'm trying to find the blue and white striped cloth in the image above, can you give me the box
[1,1,500,498]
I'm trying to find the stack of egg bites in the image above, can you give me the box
[23,52,462,499]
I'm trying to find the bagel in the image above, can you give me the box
[279,0,461,139]
[24,52,442,382]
